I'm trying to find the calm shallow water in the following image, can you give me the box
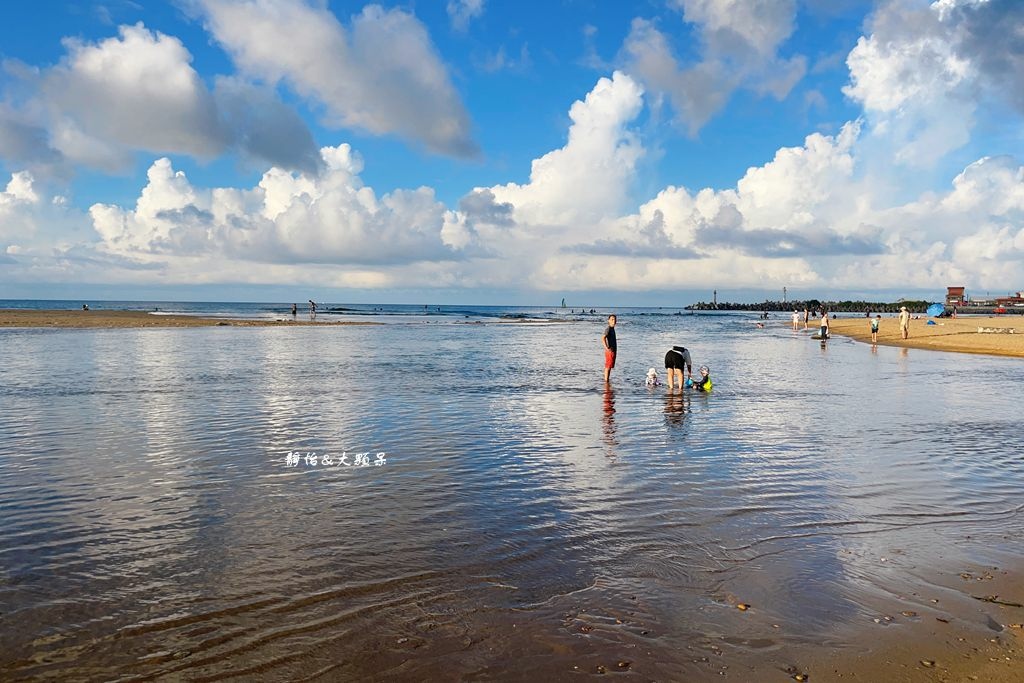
[1,314,1022,680]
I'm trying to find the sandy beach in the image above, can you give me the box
[827,315,1024,358]
[0,309,378,328]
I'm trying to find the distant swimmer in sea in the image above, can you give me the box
[602,314,617,383]
[82,304,89,311]
[664,345,692,389]
[755,322,765,329]
[691,365,712,391]
[645,368,661,386]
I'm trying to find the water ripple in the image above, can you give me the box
[1,319,1022,679]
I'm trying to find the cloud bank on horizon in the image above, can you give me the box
[1,0,1023,298]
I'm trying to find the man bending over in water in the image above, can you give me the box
[664,345,692,389]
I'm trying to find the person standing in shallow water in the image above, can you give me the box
[602,315,617,383]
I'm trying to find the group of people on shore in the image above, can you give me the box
[785,305,912,342]
[601,314,712,391]
[862,306,912,342]
[786,307,832,337]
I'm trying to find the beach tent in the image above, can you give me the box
[926,303,945,317]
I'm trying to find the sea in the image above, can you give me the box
[1,300,1022,680]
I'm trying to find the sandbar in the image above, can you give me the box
[0,309,379,328]
[826,315,1024,358]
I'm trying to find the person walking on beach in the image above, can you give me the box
[899,306,910,339]
[870,314,880,343]
[820,310,830,339]
[664,345,692,389]
[291,303,297,317]
[602,315,617,382]
[308,299,317,318]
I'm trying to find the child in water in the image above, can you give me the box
[691,366,712,391]
[870,314,881,343]
[645,368,660,386]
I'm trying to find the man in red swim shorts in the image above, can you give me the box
[602,314,617,383]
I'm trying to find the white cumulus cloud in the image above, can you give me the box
[0,171,40,207]
[0,23,321,175]
[0,170,100,268]
[670,0,798,55]
[622,0,805,134]
[43,23,225,160]
[484,71,645,228]
[844,0,1024,168]
[0,171,42,247]
[447,0,485,32]
[843,1,974,166]
[89,144,464,267]
[195,0,478,157]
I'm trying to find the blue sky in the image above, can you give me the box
[1,0,1023,304]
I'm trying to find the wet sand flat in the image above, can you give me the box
[828,315,1024,358]
[0,309,378,328]
[793,560,1024,683]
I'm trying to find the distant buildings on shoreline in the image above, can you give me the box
[946,286,1024,310]
[685,285,1024,315]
